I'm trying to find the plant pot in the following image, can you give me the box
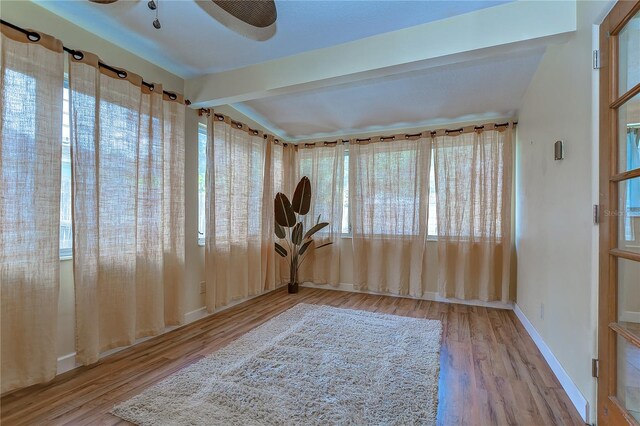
[288,282,299,294]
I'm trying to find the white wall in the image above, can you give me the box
[515,0,613,422]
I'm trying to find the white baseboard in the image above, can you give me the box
[300,282,513,310]
[56,352,78,374]
[620,310,640,323]
[184,306,208,323]
[56,287,282,376]
[513,304,589,424]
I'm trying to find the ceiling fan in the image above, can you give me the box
[89,0,277,39]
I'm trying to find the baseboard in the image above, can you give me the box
[184,306,208,323]
[57,352,78,374]
[513,304,589,424]
[56,286,282,376]
[620,310,640,323]
[300,282,513,310]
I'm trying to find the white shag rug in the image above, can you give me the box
[112,303,442,426]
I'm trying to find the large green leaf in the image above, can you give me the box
[298,240,313,256]
[274,192,296,228]
[274,222,286,239]
[291,222,303,245]
[291,176,311,215]
[274,242,287,257]
[303,222,329,240]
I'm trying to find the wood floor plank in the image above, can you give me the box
[1,288,584,425]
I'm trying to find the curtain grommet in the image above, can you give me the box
[27,32,41,42]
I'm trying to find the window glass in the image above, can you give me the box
[428,154,437,237]
[342,151,350,234]
[298,146,345,238]
[342,146,437,237]
[198,123,206,243]
[60,82,72,257]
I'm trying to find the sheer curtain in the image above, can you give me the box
[434,124,514,302]
[297,143,345,285]
[349,134,432,296]
[69,51,185,365]
[205,114,268,310]
[264,137,296,289]
[0,26,64,393]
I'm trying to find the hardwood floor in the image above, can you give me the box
[1,287,584,425]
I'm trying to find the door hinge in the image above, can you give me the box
[593,50,601,69]
[592,358,599,378]
[593,204,600,224]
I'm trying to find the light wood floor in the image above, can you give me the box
[1,287,584,426]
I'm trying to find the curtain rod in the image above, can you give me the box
[0,19,191,106]
[308,121,518,145]
[352,122,517,143]
[199,108,287,145]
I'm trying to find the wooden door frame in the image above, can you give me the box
[598,1,640,425]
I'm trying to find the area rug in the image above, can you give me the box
[111,303,442,425]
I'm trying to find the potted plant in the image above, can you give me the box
[274,176,333,293]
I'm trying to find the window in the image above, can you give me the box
[341,150,350,234]
[198,136,438,240]
[624,128,640,242]
[428,154,437,237]
[198,123,206,245]
[211,125,265,244]
[60,80,72,258]
[341,146,438,238]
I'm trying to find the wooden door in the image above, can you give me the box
[599,1,640,425]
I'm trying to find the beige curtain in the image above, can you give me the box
[0,26,64,393]
[349,134,431,296]
[264,137,296,289]
[434,124,514,302]
[69,52,185,365]
[205,114,268,310]
[297,143,345,285]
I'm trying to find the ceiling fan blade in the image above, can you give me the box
[212,0,277,28]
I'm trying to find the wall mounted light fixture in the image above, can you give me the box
[554,140,564,160]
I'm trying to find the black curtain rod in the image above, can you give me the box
[327,122,518,144]
[1,19,191,105]
[199,108,287,144]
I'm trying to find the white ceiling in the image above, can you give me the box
[28,0,574,142]
[34,0,509,78]
[233,48,544,141]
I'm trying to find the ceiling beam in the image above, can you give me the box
[186,0,576,107]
